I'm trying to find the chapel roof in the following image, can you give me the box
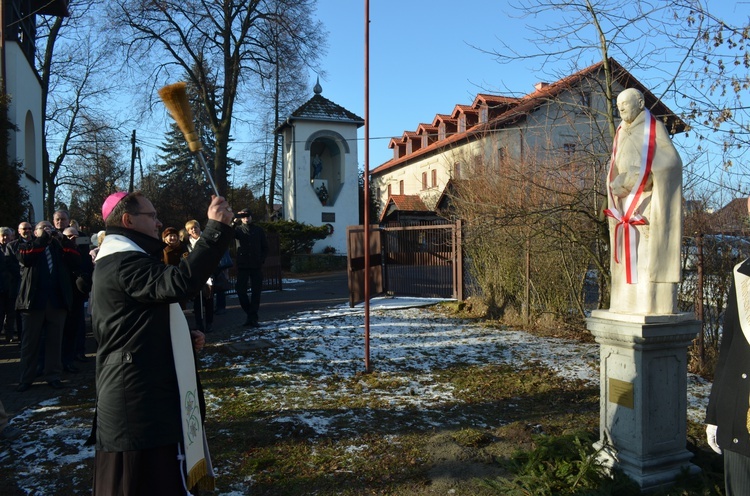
[275,79,364,132]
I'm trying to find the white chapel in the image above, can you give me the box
[275,79,364,254]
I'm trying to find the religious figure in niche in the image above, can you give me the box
[312,154,323,179]
[605,88,682,315]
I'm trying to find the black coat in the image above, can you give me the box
[91,221,232,452]
[15,234,79,311]
[234,222,267,269]
[1,241,21,297]
[706,258,750,456]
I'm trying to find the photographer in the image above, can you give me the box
[233,209,267,328]
[15,221,81,391]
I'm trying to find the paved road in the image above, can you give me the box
[0,270,350,417]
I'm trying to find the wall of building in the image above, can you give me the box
[5,42,43,222]
[372,74,625,217]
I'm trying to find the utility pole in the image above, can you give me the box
[129,130,136,192]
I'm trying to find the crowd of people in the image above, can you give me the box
[0,194,268,470]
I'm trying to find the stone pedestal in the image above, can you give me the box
[586,310,701,491]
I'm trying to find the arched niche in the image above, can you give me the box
[306,131,347,206]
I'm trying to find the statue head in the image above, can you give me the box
[616,88,645,125]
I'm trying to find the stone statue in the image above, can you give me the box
[606,88,682,315]
[312,154,323,179]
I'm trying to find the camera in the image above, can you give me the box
[235,211,251,218]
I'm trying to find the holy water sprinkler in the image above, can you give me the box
[157,82,219,197]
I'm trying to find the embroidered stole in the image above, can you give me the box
[170,303,214,491]
[733,263,750,436]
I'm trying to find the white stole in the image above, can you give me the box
[733,262,750,346]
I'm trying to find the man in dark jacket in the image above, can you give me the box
[15,221,80,392]
[706,197,750,495]
[91,191,233,495]
[0,227,15,343]
[233,209,267,327]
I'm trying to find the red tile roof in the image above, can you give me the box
[379,195,430,222]
[373,58,686,176]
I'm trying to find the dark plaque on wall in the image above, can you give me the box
[322,212,335,222]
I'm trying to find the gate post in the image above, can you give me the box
[454,219,463,300]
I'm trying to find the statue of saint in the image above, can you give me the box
[312,154,323,179]
[606,88,682,315]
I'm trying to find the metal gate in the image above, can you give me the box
[347,221,463,306]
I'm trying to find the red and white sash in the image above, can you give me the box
[605,109,657,284]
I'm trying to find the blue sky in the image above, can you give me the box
[309,0,537,169]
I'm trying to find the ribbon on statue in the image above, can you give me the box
[604,108,657,284]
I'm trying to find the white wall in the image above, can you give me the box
[5,42,43,222]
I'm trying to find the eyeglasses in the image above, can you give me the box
[20,227,32,231]
[130,211,158,220]
[66,234,78,239]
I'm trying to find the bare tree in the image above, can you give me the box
[36,0,123,218]
[484,0,750,192]
[462,0,750,366]
[63,115,128,228]
[256,9,315,218]
[106,0,326,195]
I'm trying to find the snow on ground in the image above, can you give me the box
[0,294,713,493]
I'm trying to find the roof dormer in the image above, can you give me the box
[388,138,406,160]
[433,114,457,141]
[452,105,479,133]
[403,131,421,155]
[472,94,521,123]
[417,124,438,148]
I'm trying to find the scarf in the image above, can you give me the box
[96,234,215,492]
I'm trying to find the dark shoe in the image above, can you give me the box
[64,364,79,373]
[244,320,260,328]
[16,383,31,393]
[0,425,22,441]
[47,380,65,389]
[74,354,89,362]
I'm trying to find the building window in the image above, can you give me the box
[387,184,392,197]
[578,92,591,114]
[422,172,427,190]
[563,143,577,155]
[431,169,437,188]
[399,180,404,195]
[480,106,488,123]
[454,162,461,179]
[458,116,466,133]
[612,97,620,119]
